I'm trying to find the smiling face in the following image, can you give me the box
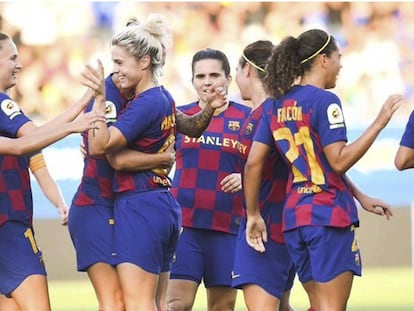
[191,58,231,99]
[324,47,342,90]
[0,38,22,92]
[111,44,144,91]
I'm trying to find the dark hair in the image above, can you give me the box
[264,29,337,99]
[239,40,274,82]
[191,48,230,80]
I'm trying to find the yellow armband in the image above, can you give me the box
[29,153,46,172]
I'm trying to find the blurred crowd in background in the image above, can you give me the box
[1,1,413,128]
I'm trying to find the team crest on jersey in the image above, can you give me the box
[245,122,254,135]
[327,103,344,129]
[1,99,21,119]
[105,101,117,122]
[228,120,240,131]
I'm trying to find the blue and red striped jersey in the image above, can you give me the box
[254,85,359,231]
[71,74,127,207]
[172,101,251,235]
[238,99,288,243]
[0,93,32,226]
[400,110,414,148]
[112,86,176,193]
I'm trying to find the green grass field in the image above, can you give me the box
[49,266,414,311]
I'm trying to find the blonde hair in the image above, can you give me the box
[112,14,172,80]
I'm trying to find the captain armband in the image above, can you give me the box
[29,152,47,172]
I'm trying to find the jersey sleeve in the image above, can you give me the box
[253,100,275,147]
[315,91,348,148]
[0,93,31,137]
[112,95,155,145]
[400,110,414,148]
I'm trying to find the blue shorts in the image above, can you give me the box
[68,203,115,271]
[170,227,237,288]
[232,218,295,299]
[113,189,181,274]
[0,222,46,296]
[284,225,362,283]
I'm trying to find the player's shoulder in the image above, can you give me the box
[306,85,340,103]
[177,101,199,113]
[0,92,12,102]
[0,93,21,118]
[261,97,277,111]
[229,100,251,115]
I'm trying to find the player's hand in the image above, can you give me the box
[81,59,106,100]
[359,195,393,220]
[246,214,267,252]
[200,86,228,110]
[375,94,403,129]
[220,173,242,193]
[57,205,68,225]
[70,111,106,133]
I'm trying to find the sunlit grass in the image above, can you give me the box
[48,267,414,311]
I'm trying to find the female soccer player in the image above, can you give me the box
[0,31,103,311]
[244,29,402,311]
[166,48,251,311]
[82,14,226,311]
[231,40,296,311]
[81,14,178,311]
[69,71,223,311]
[70,15,227,310]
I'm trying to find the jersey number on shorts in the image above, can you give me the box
[24,228,39,254]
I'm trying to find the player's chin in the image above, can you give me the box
[325,80,336,89]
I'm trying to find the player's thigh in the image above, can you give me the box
[243,284,279,311]
[87,263,122,301]
[206,286,237,311]
[117,262,158,308]
[166,279,199,310]
[12,274,51,311]
[0,295,20,311]
[316,271,354,311]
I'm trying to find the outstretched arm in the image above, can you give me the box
[30,89,94,135]
[8,112,103,156]
[324,94,403,174]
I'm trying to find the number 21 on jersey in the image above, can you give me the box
[273,126,325,185]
